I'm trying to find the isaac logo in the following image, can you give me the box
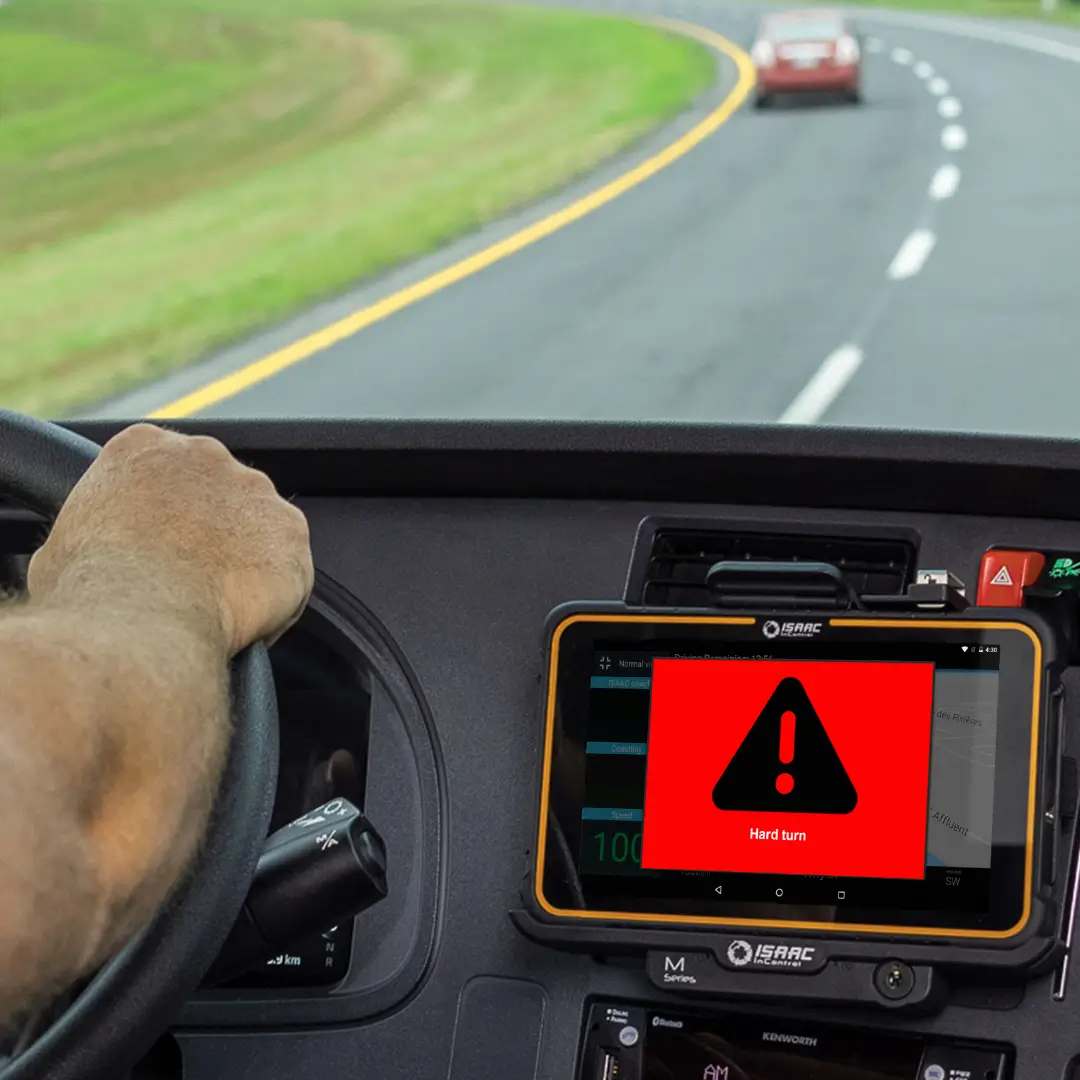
[762,620,823,639]
[725,939,817,970]
[726,940,754,967]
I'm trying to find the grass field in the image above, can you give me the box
[0,0,715,416]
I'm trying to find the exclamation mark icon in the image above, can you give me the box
[776,710,795,794]
[714,677,858,814]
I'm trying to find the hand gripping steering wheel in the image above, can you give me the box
[0,411,279,1080]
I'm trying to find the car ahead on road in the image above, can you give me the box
[751,10,862,108]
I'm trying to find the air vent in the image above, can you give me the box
[632,523,918,608]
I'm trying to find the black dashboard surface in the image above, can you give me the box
[58,422,1080,1079]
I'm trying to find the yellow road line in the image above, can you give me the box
[149,19,756,419]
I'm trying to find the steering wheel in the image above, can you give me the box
[0,411,279,1080]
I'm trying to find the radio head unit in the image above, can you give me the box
[523,606,1062,985]
[579,1001,1010,1080]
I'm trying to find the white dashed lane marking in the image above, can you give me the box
[942,124,968,150]
[780,36,965,422]
[779,346,865,425]
[930,164,961,199]
[888,229,938,280]
[777,4,1080,424]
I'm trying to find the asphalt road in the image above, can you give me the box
[98,2,1080,436]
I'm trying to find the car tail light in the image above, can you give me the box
[751,39,776,67]
[834,34,860,64]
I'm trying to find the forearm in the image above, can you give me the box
[0,565,230,1030]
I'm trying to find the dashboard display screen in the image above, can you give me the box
[641,1008,924,1080]
[537,613,1043,936]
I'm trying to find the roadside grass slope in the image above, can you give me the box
[0,0,715,414]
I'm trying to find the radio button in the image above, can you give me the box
[918,1046,1007,1080]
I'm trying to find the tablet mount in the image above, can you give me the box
[514,556,1071,1012]
[703,559,968,614]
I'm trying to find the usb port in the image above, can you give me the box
[596,1050,619,1080]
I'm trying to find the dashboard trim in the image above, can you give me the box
[62,420,1080,520]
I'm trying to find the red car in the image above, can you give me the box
[751,11,862,108]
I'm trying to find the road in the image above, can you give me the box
[96,2,1080,436]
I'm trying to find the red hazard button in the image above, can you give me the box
[977,550,1045,606]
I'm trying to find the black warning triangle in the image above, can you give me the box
[712,677,858,814]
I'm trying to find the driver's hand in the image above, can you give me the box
[27,423,314,654]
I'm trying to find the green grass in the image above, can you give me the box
[0,0,715,415]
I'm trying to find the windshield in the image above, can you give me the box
[4,0,1076,436]
[766,18,844,40]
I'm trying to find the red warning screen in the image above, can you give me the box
[641,659,935,879]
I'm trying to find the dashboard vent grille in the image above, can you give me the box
[639,527,917,608]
